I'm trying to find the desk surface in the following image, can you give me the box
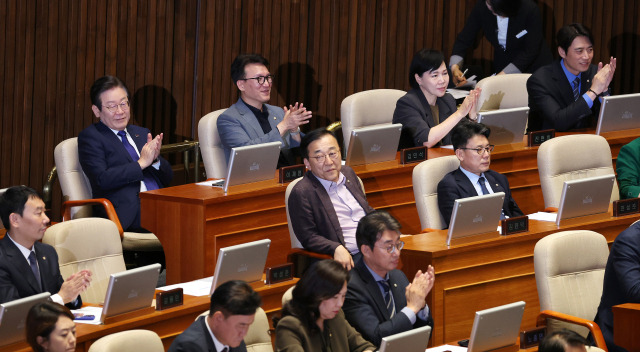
[612,302,640,351]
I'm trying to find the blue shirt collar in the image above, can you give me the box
[560,59,580,83]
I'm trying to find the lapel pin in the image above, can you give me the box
[393,283,397,288]
[135,134,140,137]
[42,256,46,260]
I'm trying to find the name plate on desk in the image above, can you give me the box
[266,263,294,284]
[613,198,640,216]
[400,146,427,164]
[501,216,529,236]
[528,129,555,147]
[520,326,546,349]
[156,288,184,311]
[279,165,306,183]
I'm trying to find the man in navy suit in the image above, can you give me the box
[217,54,312,167]
[437,121,523,227]
[169,280,262,352]
[343,210,434,346]
[0,186,91,308]
[78,76,173,232]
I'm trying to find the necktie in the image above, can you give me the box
[28,251,42,291]
[117,131,159,190]
[378,280,396,318]
[572,76,580,101]
[478,177,490,195]
[220,348,228,352]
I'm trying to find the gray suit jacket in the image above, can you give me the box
[217,98,299,163]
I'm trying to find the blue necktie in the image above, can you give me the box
[378,280,396,318]
[572,76,580,101]
[28,251,42,291]
[478,177,490,195]
[117,131,159,190]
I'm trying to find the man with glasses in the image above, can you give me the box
[437,121,523,227]
[343,210,434,346]
[288,129,374,270]
[217,54,312,167]
[78,76,173,232]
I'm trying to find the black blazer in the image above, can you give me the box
[527,60,600,131]
[169,316,247,352]
[343,258,432,346]
[0,236,81,309]
[437,168,523,227]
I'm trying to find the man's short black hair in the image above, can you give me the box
[209,280,262,317]
[90,76,130,110]
[300,128,338,160]
[409,49,446,90]
[230,54,270,84]
[356,210,401,252]
[487,0,522,17]
[451,121,491,150]
[557,23,594,53]
[538,329,588,352]
[0,186,41,230]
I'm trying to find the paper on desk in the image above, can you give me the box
[439,144,454,149]
[527,212,557,222]
[446,89,470,100]
[425,344,467,352]
[71,306,103,325]
[158,276,215,297]
[196,179,224,187]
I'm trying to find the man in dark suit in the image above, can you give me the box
[78,76,173,232]
[437,121,523,227]
[217,54,312,167]
[527,23,617,132]
[169,280,262,352]
[593,221,640,352]
[288,129,375,270]
[343,210,434,346]
[0,186,91,308]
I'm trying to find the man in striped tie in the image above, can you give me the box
[343,210,434,347]
[527,23,616,132]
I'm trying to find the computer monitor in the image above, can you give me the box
[223,141,281,192]
[209,239,271,295]
[345,124,402,166]
[447,192,505,246]
[468,301,526,352]
[0,292,51,347]
[379,326,431,352]
[101,263,161,323]
[477,107,529,145]
[596,93,640,134]
[556,174,616,226]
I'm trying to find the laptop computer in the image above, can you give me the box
[209,239,271,295]
[596,93,640,134]
[100,263,161,323]
[477,107,529,145]
[345,124,402,166]
[555,174,616,226]
[447,192,505,246]
[220,141,281,192]
[379,326,431,352]
[0,292,51,347]
[467,301,526,352]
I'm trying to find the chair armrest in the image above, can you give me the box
[421,228,439,233]
[536,310,608,351]
[61,199,124,238]
[544,207,558,212]
[287,248,332,261]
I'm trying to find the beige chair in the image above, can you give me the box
[0,188,6,231]
[340,89,406,150]
[281,285,295,307]
[474,73,531,113]
[197,307,273,352]
[54,137,162,254]
[43,218,126,304]
[534,230,608,351]
[198,108,228,179]
[412,156,460,231]
[537,134,619,211]
[88,329,163,352]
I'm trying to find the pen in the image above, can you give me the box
[462,68,468,77]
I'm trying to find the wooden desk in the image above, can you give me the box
[612,303,640,351]
[400,211,640,346]
[0,278,297,352]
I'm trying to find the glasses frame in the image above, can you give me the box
[311,151,341,162]
[376,240,405,254]
[459,145,495,155]
[103,100,130,114]
[240,74,274,85]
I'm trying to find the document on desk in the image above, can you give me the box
[425,344,467,352]
[71,306,103,325]
[158,276,215,296]
[196,179,224,187]
[527,212,558,222]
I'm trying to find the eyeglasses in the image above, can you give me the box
[312,151,340,162]
[376,241,405,254]
[459,145,495,155]
[241,75,274,85]
[103,100,130,114]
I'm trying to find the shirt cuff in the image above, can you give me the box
[418,305,430,321]
[152,159,161,170]
[501,63,521,74]
[449,55,463,68]
[50,294,64,305]
[582,93,594,108]
[401,307,417,325]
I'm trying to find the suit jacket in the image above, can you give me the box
[593,221,640,352]
[0,236,81,309]
[393,88,458,149]
[451,0,552,74]
[217,98,300,164]
[527,60,600,131]
[78,121,173,231]
[275,311,375,352]
[437,168,523,227]
[616,137,640,199]
[288,166,375,255]
[169,316,247,352]
[343,258,432,346]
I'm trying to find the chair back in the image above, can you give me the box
[537,134,619,209]
[475,74,531,113]
[88,329,163,352]
[340,89,405,150]
[534,230,609,337]
[282,285,295,307]
[43,218,126,304]
[0,188,6,230]
[54,137,93,219]
[197,308,273,352]
[412,156,460,230]
[198,109,228,179]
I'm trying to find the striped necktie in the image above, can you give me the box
[572,76,580,101]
